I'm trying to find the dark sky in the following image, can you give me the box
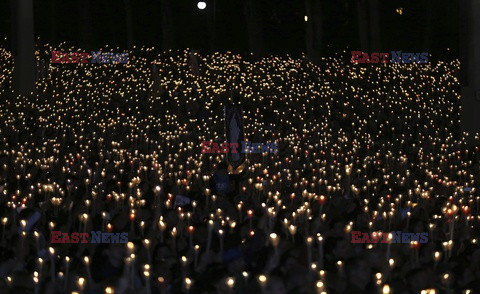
[0,0,459,60]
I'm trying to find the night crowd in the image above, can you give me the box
[0,43,478,293]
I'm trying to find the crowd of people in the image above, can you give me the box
[0,43,478,293]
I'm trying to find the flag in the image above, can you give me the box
[224,103,246,173]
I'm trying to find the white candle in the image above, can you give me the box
[206,220,214,252]
[64,256,70,291]
[49,247,55,282]
[144,265,151,294]
[83,256,93,283]
[2,217,8,243]
[317,234,324,269]
[33,271,39,294]
[386,232,393,259]
[219,229,224,253]
[143,239,151,264]
[194,245,200,269]
[270,233,279,258]
[158,219,166,243]
[306,236,313,267]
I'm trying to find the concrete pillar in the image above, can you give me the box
[461,0,480,142]
[11,0,35,95]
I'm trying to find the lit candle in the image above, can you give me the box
[258,275,267,292]
[270,233,279,257]
[306,236,313,267]
[83,256,93,283]
[158,218,166,243]
[140,221,145,237]
[49,247,56,282]
[218,229,224,253]
[206,220,214,252]
[194,245,200,269]
[1,217,8,244]
[33,271,39,294]
[187,226,195,249]
[34,231,40,253]
[247,210,253,230]
[226,277,235,290]
[77,277,86,291]
[64,256,70,291]
[288,224,297,242]
[143,239,151,264]
[386,233,393,262]
[144,264,151,294]
[317,233,324,269]
[410,241,420,264]
[337,260,344,277]
[433,251,441,269]
[130,254,136,289]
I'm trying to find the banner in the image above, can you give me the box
[224,103,246,173]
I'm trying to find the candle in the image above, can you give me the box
[219,229,224,253]
[386,233,393,262]
[270,233,279,257]
[33,271,39,294]
[187,226,194,249]
[102,212,107,230]
[130,254,136,289]
[237,202,243,221]
[194,245,200,269]
[406,211,411,229]
[337,260,344,277]
[206,220,214,252]
[288,225,296,242]
[36,258,43,281]
[318,195,326,215]
[447,240,453,258]
[410,241,420,264]
[34,231,40,253]
[140,221,145,237]
[82,213,89,234]
[434,251,441,269]
[143,239,151,264]
[158,218,166,243]
[184,277,192,294]
[258,275,267,292]
[77,277,86,291]
[1,217,7,243]
[247,210,253,230]
[49,247,56,282]
[317,234,324,269]
[83,256,93,283]
[205,188,211,210]
[306,236,313,267]
[144,264,151,294]
[316,280,325,293]
[375,272,382,288]
[64,256,70,291]
[226,277,235,290]
[171,227,177,250]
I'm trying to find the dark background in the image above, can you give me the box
[0,0,458,60]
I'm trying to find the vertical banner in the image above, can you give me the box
[224,103,246,173]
